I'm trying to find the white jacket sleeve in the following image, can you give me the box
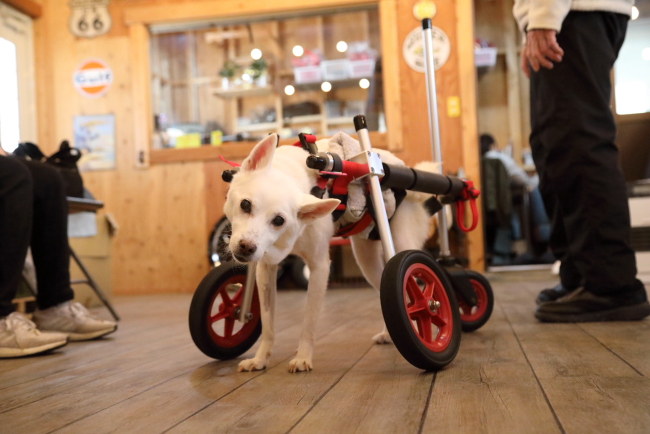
[528,0,572,31]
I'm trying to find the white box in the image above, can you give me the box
[321,59,350,81]
[475,47,498,67]
[349,59,375,78]
[293,66,322,84]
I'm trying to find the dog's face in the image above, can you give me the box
[224,134,339,264]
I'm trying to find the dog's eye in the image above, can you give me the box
[271,215,285,227]
[240,199,251,213]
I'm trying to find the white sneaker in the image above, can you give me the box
[0,312,68,358]
[33,301,117,341]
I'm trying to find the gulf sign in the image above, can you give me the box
[73,59,113,98]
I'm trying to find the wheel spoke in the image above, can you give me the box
[210,309,229,324]
[431,312,447,328]
[220,290,232,305]
[231,286,244,304]
[407,303,427,317]
[416,316,432,342]
[423,280,434,299]
[224,317,235,338]
[406,276,425,303]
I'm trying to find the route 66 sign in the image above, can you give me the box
[402,25,450,72]
[69,0,111,38]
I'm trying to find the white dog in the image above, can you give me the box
[225,133,440,373]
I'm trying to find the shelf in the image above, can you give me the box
[282,114,323,125]
[236,121,279,133]
[326,116,355,125]
[212,85,274,98]
[149,131,390,165]
[293,77,372,91]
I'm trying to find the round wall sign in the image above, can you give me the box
[402,25,450,72]
[73,59,113,98]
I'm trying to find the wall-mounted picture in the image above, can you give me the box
[73,114,115,171]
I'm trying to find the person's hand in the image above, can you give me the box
[0,147,6,156]
[522,29,564,77]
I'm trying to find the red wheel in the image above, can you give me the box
[403,263,454,352]
[381,250,461,370]
[457,271,494,332]
[189,264,261,359]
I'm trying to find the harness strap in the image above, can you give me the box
[335,212,374,238]
[455,179,480,232]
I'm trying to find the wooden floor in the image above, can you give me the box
[2,273,650,434]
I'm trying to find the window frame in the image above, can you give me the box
[125,0,402,167]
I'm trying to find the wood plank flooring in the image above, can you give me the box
[1,272,649,434]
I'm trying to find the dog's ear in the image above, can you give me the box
[298,195,340,223]
[241,133,278,172]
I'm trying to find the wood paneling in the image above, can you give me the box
[33,0,484,297]
[1,0,42,18]
[34,0,209,294]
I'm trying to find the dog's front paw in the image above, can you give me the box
[288,357,313,373]
[372,330,392,344]
[237,358,267,372]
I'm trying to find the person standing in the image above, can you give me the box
[513,0,650,321]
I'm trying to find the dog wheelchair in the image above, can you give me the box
[189,20,493,370]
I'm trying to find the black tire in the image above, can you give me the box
[290,257,310,289]
[381,250,462,370]
[458,271,494,332]
[207,216,232,267]
[189,264,261,360]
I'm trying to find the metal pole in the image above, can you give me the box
[422,18,451,257]
[354,115,396,264]
[239,262,257,323]
[69,248,120,321]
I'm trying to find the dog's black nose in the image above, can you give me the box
[239,240,257,255]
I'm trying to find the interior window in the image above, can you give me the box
[614,15,650,115]
[0,3,36,153]
[0,37,20,153]
[148,7,383,149]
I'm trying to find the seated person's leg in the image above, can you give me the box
[0,157,33,317]
[21,160,74,310]
[0,156,69,358]
[21,160,117,341]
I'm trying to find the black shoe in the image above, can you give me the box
[536,283,574,305]
[535,280,650,323]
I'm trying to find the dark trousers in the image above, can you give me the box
[529,11,637,294]
[0,156,73,317]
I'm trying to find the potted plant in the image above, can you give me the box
[249,58,267,87]
[219,60,239,89]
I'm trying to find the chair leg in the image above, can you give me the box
[69,247,120,321]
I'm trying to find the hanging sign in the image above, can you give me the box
[69,0,112,38]
[73,59,113,98]
[402,25,450,72]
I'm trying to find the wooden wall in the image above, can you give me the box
[33,0,481,295]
